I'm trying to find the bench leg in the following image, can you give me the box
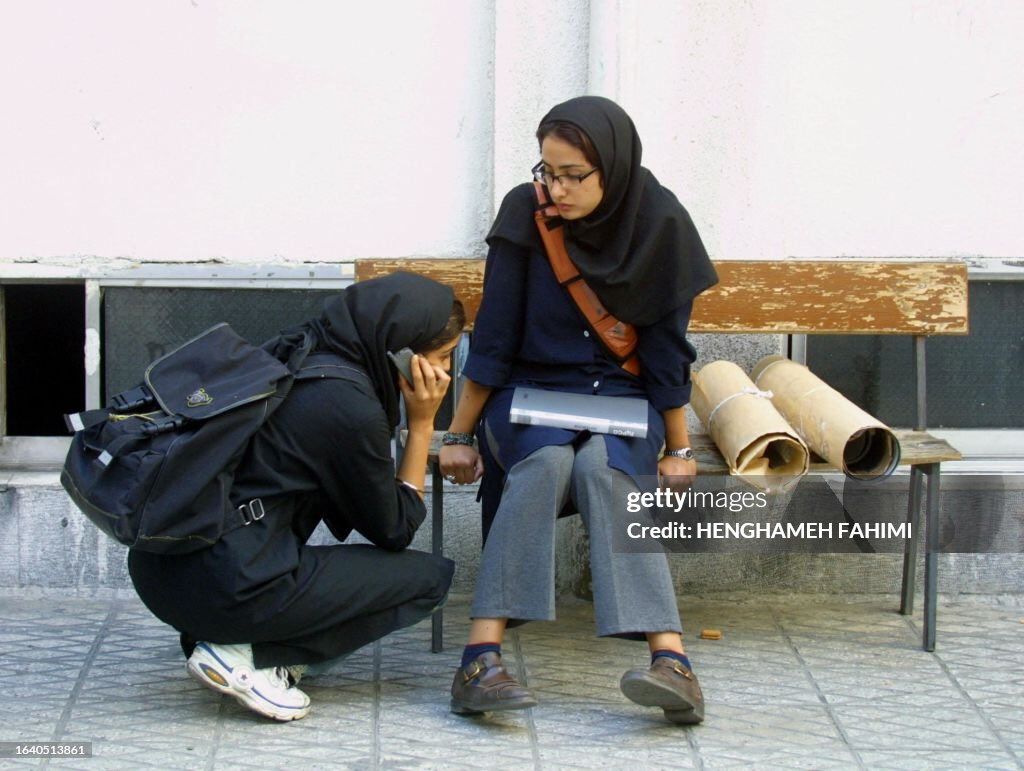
[431,462,444,653]
[900,466,925,615]
[922,463,940,652]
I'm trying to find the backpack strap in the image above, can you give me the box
[213,355,371,538]
[295,353,372,385]
[64,408,110,433]
[64,383,156,433]
[531,181,641,377]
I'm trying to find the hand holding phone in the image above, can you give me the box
[391,348,452,432]
[387,347,415,384]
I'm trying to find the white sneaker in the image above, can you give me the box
[187,642,311,721]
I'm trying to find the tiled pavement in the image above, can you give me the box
[0,594,1022,770]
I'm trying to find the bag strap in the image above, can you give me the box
[531,181,641,377]
[214,354,371,538]
[218,496,273,540]
[295,353,372,385]
[64,408,110,433]
[208,351,367,539]
[64,383,156,434]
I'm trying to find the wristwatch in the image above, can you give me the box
[664,447,694,460]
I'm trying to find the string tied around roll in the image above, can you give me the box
[706,386,775,429]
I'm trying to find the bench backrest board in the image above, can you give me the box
[355,259,968,336]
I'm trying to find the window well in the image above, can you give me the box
[2,283,85,436]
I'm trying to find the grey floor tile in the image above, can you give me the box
[857,750,1020,770]
[833,704,1004,753]
[379,706,535,768]
[1,594,1021,769]
[814,676,966,708]
[0,705,68,735]
[946,672,1024,707]
[533,700,686,740]
[981,708,1024,756]
[690,704,844,747]
[702,676,824,707]
[380,746,538,770]
[85,743,211,770]
[538,745,699,770]
[0,762,100,771]
[696,748,858,770]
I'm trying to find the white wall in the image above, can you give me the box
[622,0,1024,260]
[1,0,1021,266]
[0,0,495,263]
[491,0,589,215]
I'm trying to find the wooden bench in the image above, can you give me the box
[356,258,968,652]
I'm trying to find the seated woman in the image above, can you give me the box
[129,273,462,721]
[440,96,718,725]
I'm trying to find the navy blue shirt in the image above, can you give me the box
[463,234,697,494]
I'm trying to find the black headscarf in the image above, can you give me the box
[306,272,454,428]
[487,95,718,326]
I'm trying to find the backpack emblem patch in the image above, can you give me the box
[186,388,213,408]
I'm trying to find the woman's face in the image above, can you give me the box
[539,135,603,220]
[417,337,460,373]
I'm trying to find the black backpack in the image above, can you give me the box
[61,323,366,554]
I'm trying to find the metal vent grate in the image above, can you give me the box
[103,287,337,401]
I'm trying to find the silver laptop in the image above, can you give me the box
[509,387,649,438]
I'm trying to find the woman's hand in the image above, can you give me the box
[658,455,696,492]
[398,353,452,433]
[439,444,484,485]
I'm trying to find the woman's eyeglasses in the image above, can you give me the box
[532,162,599,189]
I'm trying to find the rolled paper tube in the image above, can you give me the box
[750,355,901,480]
[692,361,810,488]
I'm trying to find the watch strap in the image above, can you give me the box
[664,447,694,460]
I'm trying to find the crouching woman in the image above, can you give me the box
[128,273,463,721]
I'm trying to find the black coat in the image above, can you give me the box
[128,368,453,668]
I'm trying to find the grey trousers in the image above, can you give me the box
[470,434,683,638]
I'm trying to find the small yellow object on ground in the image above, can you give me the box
[699,629,723,640]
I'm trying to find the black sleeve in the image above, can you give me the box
[296,380,427,551]
[636,300,698,411]
[461,237,529,388]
